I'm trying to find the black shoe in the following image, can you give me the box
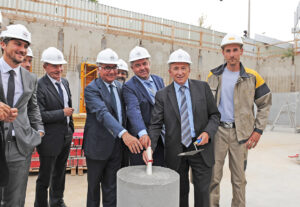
[50,199,67,207]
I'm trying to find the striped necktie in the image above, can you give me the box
[180,86,192,147]
[144,80,156,103]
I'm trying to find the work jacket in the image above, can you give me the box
[207,63,272,143]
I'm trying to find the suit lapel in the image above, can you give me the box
[167,83,180,121]
[61,79,71,106]
[133,76,154,105]
[188,80,197,120]
[152,75,163,90]
[45,75,64,106]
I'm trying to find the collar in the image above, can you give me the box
[47,74,62,85]
[174,79,189,92]
[211,62,249,78]
[135,75,153,84]
[0,57,21,74]
[103,80,116,88]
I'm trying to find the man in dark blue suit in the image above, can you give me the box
[83,48,143,207]
[122,46,165,166]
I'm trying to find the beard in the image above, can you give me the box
[116,77,126,84]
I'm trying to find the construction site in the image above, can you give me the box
[0,0,300,206]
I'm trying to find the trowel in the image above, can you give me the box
[177,138,204,156]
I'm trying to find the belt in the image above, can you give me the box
[220,121,235,129]
[7,136,16,142]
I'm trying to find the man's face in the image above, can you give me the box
[98,64,118,83]
[131,58,150,80]
[21,56,33,71]
[222,44,243,67]
[44,63,63,81]
[0,39,29,66]
[168,62,190,85]
[116,69,128,83]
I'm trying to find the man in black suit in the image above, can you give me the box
[143,49,220,207]
[35,47,74,207]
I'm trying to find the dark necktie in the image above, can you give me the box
[7,70,15,107]
[109,84,118,120]
[180,86,192,147]
[55,82,64,103]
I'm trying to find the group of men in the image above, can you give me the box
[0,23,272,207]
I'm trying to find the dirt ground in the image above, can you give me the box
[25,127,300,207]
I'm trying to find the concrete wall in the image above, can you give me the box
[1,16,299,124]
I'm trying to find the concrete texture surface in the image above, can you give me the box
[24,128,300,207]
[117,166,179,207]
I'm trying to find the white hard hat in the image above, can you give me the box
[96,48,119,64]
[168,49,192,64]
[220,34,243,48]
[0,24,31,44]
[41,47,67,64]
[27,47,33,57]
[129,46,151,62]
[117,59,128,71]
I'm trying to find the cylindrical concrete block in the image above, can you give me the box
[117,166,179,207]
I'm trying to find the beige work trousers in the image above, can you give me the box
[210,126,248,207]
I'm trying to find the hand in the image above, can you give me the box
[4,108,18,122]
[39,131,44,137]
[139,134,151,149]
[195,132,209,146]
[122,132,143,154]
[142,149,153,165]
[0,102,11,121]
[64,107,74,117]
[246,131,261,149]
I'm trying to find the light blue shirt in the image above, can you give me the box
[174,80,195,138]
[135,75,157,138]
[218,67,240,122]
[103,81,126,138]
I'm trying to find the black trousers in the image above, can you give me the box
[129,137,165,166]
[34,130,72,207]
[86,139,121,207]
[177,143,212,207]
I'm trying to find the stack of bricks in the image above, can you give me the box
[30,113,87,175]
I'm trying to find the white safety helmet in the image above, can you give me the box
[129,46,151,62]
[220,34,243,48]
[0,24,31,44]
[27,47,33,57]
[167,49,192,64]
[117,59,128,71]
[96,48,119,65]
[41,47,67,65]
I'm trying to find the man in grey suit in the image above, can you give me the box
[143,49,220,207]
[35,47,74,207]
[0,24,44,207]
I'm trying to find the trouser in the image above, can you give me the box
[178,143,212,207]
[34,130,72,207]
[210,126,248,207]
[86,139,121,207]
[0,155,31,207]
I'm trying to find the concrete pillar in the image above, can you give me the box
[117,166,179,207]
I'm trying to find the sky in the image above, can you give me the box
[99,0,300,42]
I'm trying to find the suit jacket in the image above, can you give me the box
[83,78,126,160]
[149,79,220,170]
[122,75,164,137]
[0,67,44,158]
[36,75,74,156]
[0,120,8,186]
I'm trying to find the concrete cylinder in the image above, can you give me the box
[117,166,179,207]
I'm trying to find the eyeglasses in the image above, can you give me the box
[118,71,128,75]
[101,65,118,71]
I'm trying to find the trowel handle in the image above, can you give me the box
[194,138,202,145]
